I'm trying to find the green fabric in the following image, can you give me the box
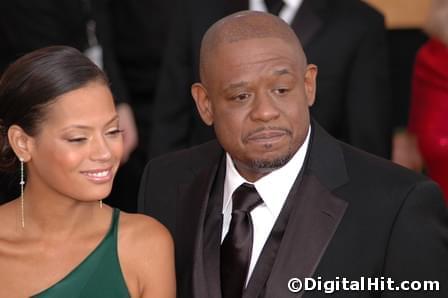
[32,208,130,297]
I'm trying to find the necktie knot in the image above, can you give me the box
[232,183,263,213]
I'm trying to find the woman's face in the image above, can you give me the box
[26,82,123,202]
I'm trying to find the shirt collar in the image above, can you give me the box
[250,0,304,12]
[283,0,303,10]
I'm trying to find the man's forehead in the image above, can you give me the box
[204,13,299,51]
[210,37,303,70]
[221,67,296,89]
[199,11,306,83]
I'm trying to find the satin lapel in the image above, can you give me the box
[263,174,348,297]
[290,0,329,47]
[263,122,349,298]
[175,179,208,297]
[202,157,226,298]
[179,157,222,298]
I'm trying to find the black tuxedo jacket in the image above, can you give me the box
[149,0,391,159]
[139,122,448,297]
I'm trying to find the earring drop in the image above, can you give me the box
[19,158,25,228]
[99,200,103,208]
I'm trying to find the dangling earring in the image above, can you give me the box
[19,158,25,228]
[99,200,103,208]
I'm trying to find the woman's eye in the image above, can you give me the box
[67,137,87,143]
[107,129,123,136]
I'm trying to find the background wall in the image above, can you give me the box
[364,0,431,29]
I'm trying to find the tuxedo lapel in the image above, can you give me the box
[262,122,349,298]
[263,174,348,297]
[291,0,330,47]
[176,151,224,298]
[175,177,210,297]
[202,157,226,298]
[178,124,349,297]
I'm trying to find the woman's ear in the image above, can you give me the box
[8,125,33,162]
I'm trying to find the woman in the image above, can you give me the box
[0,46,175,297]
[408,0,448,201]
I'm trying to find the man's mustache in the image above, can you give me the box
[243,126,292,142]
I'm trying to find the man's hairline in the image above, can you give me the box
[199,35,307,85]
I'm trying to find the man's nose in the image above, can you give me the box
[249,92,281,122]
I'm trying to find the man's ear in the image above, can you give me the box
[191,82,214,126]
[304,64,318,107]
[7,125,33,162]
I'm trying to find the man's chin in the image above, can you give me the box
[249,153,293,171]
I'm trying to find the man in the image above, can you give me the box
[149,0,391,159]
[139,11,447,297]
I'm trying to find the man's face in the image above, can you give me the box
[193,37,317,181]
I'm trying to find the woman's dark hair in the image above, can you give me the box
[0,45,108,172]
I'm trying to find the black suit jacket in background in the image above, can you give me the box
[138,121,448,297]
[0,0,132,203]
[149,0,391,159]
[0,0,129,103]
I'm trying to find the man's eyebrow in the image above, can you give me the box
[223,81,249,93]
[273,68,291,76]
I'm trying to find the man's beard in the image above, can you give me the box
[248,151,293,171]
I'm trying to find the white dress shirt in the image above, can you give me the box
[221,125,311,284]
[249,0,304,24]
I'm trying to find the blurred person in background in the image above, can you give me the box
[108,0,174,212]
[407,0,448,201]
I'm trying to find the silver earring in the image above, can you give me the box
[19,158,25,228]
[99,200,103,209]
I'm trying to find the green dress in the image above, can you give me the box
[32,208,130,297]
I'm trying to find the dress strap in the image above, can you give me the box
[32,208,130,297]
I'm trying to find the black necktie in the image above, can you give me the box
[265,0,285,15]
[221,183,263,298]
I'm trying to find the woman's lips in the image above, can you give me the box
[80,168,113,183]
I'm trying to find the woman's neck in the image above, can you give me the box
[19,182,105,238]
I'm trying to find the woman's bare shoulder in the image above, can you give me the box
[117,211,175,297]
[118,211,172,247]
[117,211,174,265]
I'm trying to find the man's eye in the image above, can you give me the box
[274,88,289,95]
[232,93,250,101]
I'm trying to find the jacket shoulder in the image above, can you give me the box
[148,140,222,171]
[339,141,431,192]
